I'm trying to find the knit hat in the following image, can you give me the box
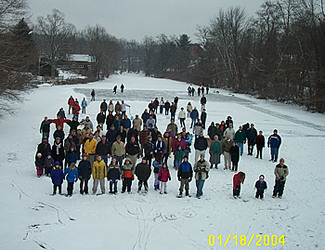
[54,161,60,166]
[259,174,265,179]
[37,153,42,157]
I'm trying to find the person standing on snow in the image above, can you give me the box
[81,97,87,114]
[200,95,207,111]
[121,100,130,118]
[170,102,177,120]
[159,97,164,114]
[78,153,92,195]
[246,124,257,156]
[113,85,117,94]
[234,126,246,156]
[120,83,125,93]
[209,135,221,169]
[255,174,267,199]
[190,107,199,129]
[222,136,233,170]
[272,158,289,199]
[92,155,107,195]
[194,154,210,199]
[68,96,74,114]
[200,109,207,129]
[91,89,95,101]
[40,116,51,139]
[194,131,208,163]
[107,157,121,194]
[64,162,78,196]
[135,157,151,193]
[100,99,108,115]
[177,156,193,197]
[230,141,240,172]
[267,129,282,162]
[164,100,171,115]
[51,161,64,195]
[255,130,265,159]
[121,158,134,193]
[233,171,245,198]
[158,163,171,194]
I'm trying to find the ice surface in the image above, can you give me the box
[0,73,324,249]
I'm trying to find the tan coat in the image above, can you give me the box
[132,118,143,131]
[111,141,125,157]
[194,160,210,180]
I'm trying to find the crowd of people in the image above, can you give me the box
[36,86,289,199]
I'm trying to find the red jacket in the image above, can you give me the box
[158,168,171,182]
[72,104,80,115]
[68,97,75,106]
[172,138,186,152]
[140,130,150,145]
[48,118,71,129]
[233,171,245,189]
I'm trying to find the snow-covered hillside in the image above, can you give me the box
[1,73,324,249]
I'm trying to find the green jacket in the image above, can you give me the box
[235,130,246,143]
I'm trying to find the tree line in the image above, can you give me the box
[0,0,324,112]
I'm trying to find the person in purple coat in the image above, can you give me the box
[50,162,64,195]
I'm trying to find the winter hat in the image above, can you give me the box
[259,174,265,180]
[54,161,60,166]
[82,153,87,157]
[47,152,51,155]
[70,146,75,150]
[37,153,42,157]
[70,163,76,168]
[233,140,237,144]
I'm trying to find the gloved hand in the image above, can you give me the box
[168,176,171,181]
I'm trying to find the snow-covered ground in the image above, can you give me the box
[1,73,324,249]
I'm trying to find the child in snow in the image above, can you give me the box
[272,158,289,199]
[66,146,78,165]
[230,141,240,172]
[174,145,183,170]
[35,152,44,177]
[255,174,267,199]
[153,153,163,191]
[233,171,245,198]
[44,152,54,176]
[107,157,121,194]
[64,163,79,196]
[50,162,64,195]
[121,158,134,193]
[158,163,171,194]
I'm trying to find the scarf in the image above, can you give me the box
[55,142,61,155]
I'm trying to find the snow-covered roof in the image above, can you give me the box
[68,54,95,63]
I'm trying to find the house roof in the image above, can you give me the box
[68,54,95,63]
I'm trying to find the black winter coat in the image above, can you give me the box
[53,130,65,141]
[201,112,207,123]
[97,113,106,124]
[246,128,257,143]
[100,102,108,111]
[40,120,51,133]
[127,128,138,143]
[126,142,140,156]
[194,137,208,151]
[78,160,92,179]
[170,105,176,114]
[51,143,65,162]
[164,102,170,111]
[230,145,240,163]
[67,121,80,133]
[37,142,51,158]
[106,130,117,144]
[144,141,154,158]
[107,164,121,180]
[135,163,151,180]
[116,130,126,143]
[96,141,111,155]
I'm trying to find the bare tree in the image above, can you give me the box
[35,9,75,78]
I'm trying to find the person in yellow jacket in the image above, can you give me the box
[84,133,98,166]
[92,155,107,194]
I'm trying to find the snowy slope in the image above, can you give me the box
[0,73,324,250]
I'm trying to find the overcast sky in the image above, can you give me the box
[28,0,262,42]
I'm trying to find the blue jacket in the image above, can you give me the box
[268,134,281,148]
[190,109,199,120]
[255,180,267,191]
[66,151,78,164]
[153,160,162,174]
[178,161,193,179]
[154,140,166,155]
[64,166,79,183]
[51,166,64,185]
[121,119,131,129]
[81,100,87,108]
